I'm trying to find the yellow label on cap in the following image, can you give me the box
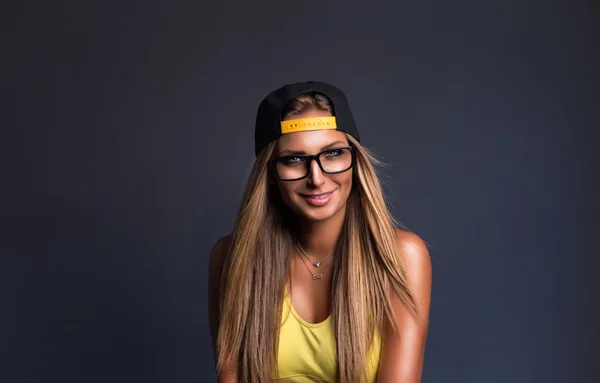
[280,117,337,134]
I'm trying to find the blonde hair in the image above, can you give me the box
[216,93,420,382]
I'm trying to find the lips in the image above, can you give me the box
[300,191,334,206]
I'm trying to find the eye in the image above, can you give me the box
[280,156,304,165]
[322,149,344,158]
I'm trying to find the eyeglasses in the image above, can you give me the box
[270,146,354,181]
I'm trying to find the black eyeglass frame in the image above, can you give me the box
[269,145,355,182]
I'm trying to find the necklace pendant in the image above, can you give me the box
[314,262,321,267]
[312,273,323,280]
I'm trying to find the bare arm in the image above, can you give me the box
[208,234,238,383]
[377,231,432,383]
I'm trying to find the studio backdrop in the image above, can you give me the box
[4,1,598,382]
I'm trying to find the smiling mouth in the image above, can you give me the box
[300,192,333,198]
[300,191,334,206]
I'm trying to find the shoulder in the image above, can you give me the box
[209,234,233,271]
[394,229,431,273]
[393,230,432,301]
[208,234,233,300]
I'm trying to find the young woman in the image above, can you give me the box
[208,81,432,383]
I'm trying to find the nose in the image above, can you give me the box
[307,158,326,187]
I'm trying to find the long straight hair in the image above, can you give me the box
[216,94,421,382]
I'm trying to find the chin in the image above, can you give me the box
[298,209,337,222]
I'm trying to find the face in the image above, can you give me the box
[273,110,354,223]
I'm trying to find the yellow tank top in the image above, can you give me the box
[275,291,382,382]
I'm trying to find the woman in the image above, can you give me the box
[208,81,432,383]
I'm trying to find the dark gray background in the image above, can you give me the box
[3,0,599,382]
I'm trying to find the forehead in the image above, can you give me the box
[276,129,349,154]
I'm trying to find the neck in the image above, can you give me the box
[294,207,346,258]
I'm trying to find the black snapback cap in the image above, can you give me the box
[254,81,360,155]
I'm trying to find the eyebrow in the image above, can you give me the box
[279,141,347,156]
